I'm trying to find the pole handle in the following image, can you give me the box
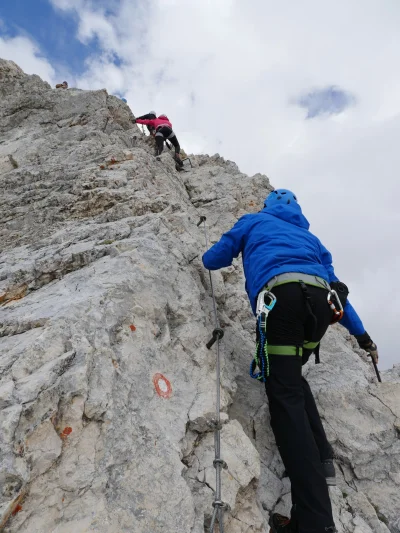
[206,327,224,349]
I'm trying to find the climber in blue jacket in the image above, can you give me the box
[202,189,378,533]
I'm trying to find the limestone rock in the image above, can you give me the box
[0,58,399,533]
[24,420,62,478]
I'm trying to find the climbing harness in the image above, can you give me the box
[197,215,229,533]
[250,273,348,377]
[250,290,276,382]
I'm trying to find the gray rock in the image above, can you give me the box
[24,420,62,478]
[1,58,399,533]
[0,381,14,410]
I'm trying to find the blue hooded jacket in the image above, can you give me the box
[202,202,365,336]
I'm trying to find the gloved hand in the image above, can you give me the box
[355,332,379,363]
[132,118,136,123]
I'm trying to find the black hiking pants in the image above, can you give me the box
[263,283,336,533]
[155,126,180,155]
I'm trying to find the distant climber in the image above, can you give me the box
[134,114,183,169]
[55,81,68,89]
[202,189,378,533]
[135,111,157,135]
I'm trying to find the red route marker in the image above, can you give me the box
[60,426,73,440]
[152,373,172,399]
[12,504,22,516]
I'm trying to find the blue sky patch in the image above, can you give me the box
[0,0,100,76]
[297,86,356,119]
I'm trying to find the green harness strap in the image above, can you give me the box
[268,340,320,356]
[265,275,329,292]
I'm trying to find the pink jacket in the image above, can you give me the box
[136,115,172,130]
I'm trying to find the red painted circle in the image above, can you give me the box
[153,373,172,399]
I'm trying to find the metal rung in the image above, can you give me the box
[206,327,224,349]
[208,418,223,430]
[212,500,230,511]
[213,458,227,469]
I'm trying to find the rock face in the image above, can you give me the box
[0,58,399,533]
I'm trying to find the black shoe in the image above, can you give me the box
[322,459,336,486]
[174,155,184,167]
[269,513,297,533]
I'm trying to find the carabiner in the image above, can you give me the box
[327,290,344,321]
[256,290,277,317]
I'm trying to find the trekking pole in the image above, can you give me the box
[197,215,229,533]
[370,356,382,383]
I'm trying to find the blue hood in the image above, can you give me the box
[262,202,310,230]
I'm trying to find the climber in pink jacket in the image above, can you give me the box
[135,115,182,168]
[135,114,172,131]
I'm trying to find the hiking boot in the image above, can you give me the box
[322,459,336,486]
[174,155,184,167]
[269,513,297,533]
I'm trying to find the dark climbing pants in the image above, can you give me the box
[155,126,180,155]
[263,283,336,533]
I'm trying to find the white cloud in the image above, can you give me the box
[0,35,56,84]
[11,0,400,368]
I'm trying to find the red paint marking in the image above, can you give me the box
[152,373,172,399]
[12,505,22,516]
[60,426,73,439]
[129,324,136,331]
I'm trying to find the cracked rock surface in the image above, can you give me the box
[1,58,399,532]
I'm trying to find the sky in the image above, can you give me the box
[1,0,399,370]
